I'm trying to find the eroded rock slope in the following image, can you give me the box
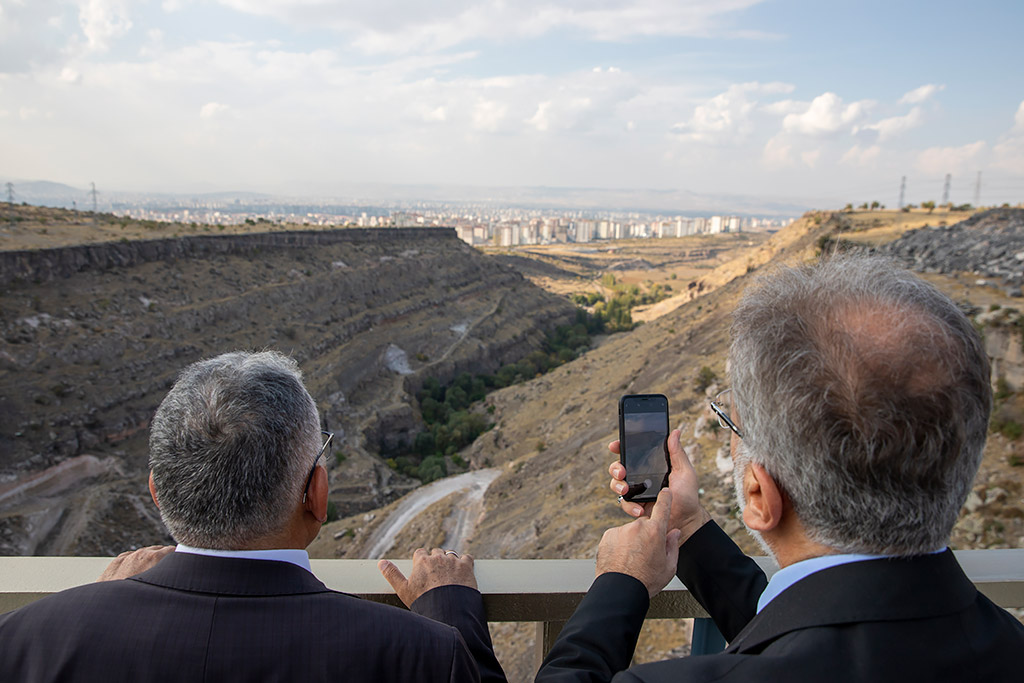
[0,226,577,555]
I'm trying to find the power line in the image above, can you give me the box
[941,174,951,205]
[90,182,99,214]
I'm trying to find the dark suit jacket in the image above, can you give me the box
[538,521,1024,682]
[0,552,505,683]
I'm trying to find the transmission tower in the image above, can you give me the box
[941,174,951,206]
[973,172,982,207]
[89,182,99,213]
[898,176,906,209]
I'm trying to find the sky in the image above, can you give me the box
[1,0,1023,210]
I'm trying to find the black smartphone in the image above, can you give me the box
[618,394,670,503]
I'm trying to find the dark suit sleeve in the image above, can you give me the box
[535,573,650,683]
[412,585,507,683]
[675,520,768,641]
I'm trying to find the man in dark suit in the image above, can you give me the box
[0,351,505,682]
[538,255,1024,682]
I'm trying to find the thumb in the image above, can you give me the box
[665,528,682,568]
[667,429,692,473]
[377,559,408,593]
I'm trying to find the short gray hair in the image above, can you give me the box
[149,351,321,549]
[729,254,991,556]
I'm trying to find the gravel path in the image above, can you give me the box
[364,468,502,559]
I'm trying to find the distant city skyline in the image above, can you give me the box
[1,1,1022,210]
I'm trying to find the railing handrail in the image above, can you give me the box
[3,550,1023,617]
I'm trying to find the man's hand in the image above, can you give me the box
[596,488,682,598]
[97,545,174,581]
[378,548,478,608]
[609,428,712,545]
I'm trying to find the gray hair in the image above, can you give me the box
[729,254,991,556]
[149,351,321,549]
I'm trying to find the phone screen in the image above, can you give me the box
[619,394,670,502]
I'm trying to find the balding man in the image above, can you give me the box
[538,255,1024,682]
[0,351,504,682]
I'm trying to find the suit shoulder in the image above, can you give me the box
[316,589,464,638]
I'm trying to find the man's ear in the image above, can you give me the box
[305,465,329,524]
[148,472,160,509]
[741,462,784,532]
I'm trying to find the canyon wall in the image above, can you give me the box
[0,227,578,555]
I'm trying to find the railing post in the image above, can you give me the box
[691,618,727,655]
[534,620,568,670]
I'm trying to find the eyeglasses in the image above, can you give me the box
[709,389,743,439]
[302,431,333,504]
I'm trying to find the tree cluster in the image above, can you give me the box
[390,315,600,483]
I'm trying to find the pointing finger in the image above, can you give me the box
[648,488,674,529]
[377,559,408,593]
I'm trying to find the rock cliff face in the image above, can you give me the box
[877,208,1024,294]
[0,227,577,555]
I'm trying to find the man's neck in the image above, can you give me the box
[763,517,836,569]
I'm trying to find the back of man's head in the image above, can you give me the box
[729,254,991,556]
[149,351,321,549]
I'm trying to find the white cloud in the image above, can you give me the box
[472,100,507,132]
[671,81,793,145]
[60,67,82,84]
[899,83,944,105]
[527,101,553,132]
[762,135,793,167]
[199,102,230,119]
[0,0,69,72]
[421,106,447,123]
[78,0,132,52]
[162,0,193,11]
[801,149,821,167]
[214,0,769,54]
[841,144,881,166]
[916,141,986,174]
[857,107,923,141]
[782,92,873,137]
[992,100,1024,174]
[760,99,804,116]
[1013,99,1024,132]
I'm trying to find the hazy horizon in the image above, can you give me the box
[2,1,1022,209]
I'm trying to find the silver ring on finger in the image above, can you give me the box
[444,550,459,557]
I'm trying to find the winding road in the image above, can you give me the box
[364,468,502,559]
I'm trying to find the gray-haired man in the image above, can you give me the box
[0,351,504,682]
[539,255,1024,682]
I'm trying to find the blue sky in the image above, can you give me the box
[1,0,1022,209]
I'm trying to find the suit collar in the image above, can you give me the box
[727,550,977,653]
[129,550,334,597]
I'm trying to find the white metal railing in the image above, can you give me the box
[2,552,1023,666]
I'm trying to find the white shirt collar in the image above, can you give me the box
[756,552,884,613]
[756,547,946,613]
[175,544,313,574]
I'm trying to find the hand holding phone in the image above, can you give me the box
[618,394,670,503]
